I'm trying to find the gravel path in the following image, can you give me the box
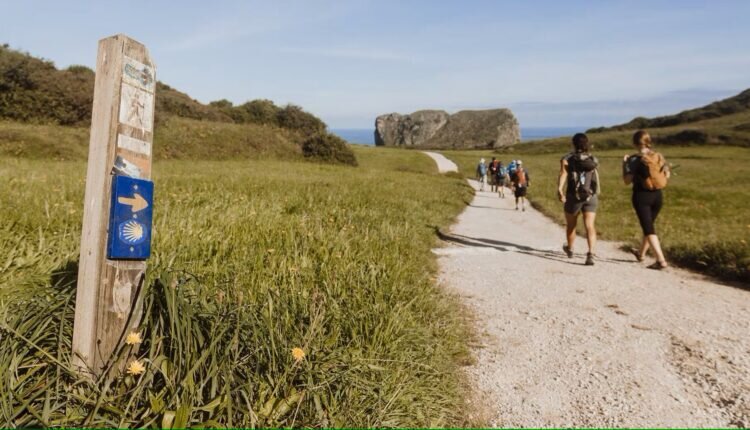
[422,151,458,173]
[434,179,750,427]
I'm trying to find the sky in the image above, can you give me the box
[2,1,749,129]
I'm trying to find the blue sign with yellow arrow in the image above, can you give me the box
[107,175,154,260]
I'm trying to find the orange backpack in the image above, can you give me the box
[640,152,668,190]
[515,168,527,186]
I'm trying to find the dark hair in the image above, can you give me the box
[572,133,590,153]
[632,130,652,148]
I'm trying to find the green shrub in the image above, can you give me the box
[0,45,328,141]
[231,99,280,126]
[154,82,232,124]
[302,133,358,166]
[0,47,94,125]
[277,104,326,136]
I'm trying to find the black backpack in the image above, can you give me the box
[569,153,598,202]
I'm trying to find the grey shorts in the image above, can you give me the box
[564,194,598,214]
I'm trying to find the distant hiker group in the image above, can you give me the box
[476,129,671,269]
[476,157,530,210]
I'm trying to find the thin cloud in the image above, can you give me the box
[164,19,279,52]
[279,46,416,62]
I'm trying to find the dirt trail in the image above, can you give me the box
[422,151,458,173]
[433,178,750,427]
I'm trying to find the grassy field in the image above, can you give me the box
[442,145,750,284]
[0,117,305,161]
[0,147,476,427]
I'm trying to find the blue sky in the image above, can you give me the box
[2,1,749,128]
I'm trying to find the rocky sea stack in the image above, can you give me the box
[374,108,520,149]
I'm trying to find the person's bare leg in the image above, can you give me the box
[647,234,667,266]
[565,212,577,251]
[583,211,597,254]
[638,236,650,259]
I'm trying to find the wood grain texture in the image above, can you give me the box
[72,34,155,377]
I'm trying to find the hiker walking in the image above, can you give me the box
[476,158,488,192]
[558,133,601,266]
[511,160,530,211]
[488,157,501,192]
[497,161,509,198]
[507,159,518,177]
[623,130,670,270]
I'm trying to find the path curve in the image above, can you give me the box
[435,177,750,427]
[422,151,458,173]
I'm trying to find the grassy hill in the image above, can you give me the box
[0,44,355,164]
[498,95,750,157]
[589,89,750,132]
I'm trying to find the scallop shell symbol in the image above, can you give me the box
[119,220,147,245]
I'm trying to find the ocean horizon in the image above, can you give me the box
[332,126,590,146]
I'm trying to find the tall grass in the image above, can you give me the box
[0,118,302,161]
[442,146,750,284]
[0,148,475,427]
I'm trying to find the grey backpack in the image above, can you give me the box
[569,154,598,202]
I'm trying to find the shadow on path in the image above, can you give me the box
[435,228,574,264]
[436,228,640,266]
[468,204,515,211]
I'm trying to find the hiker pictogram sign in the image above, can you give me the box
[107,175,154,259]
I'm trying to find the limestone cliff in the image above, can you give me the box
[374,108,520,148]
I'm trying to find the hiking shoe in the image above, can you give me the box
[515,206,519,210]
[522,207,526,212]
[563,244,574,258]
[585,253,595,266]
[648,261,668,270]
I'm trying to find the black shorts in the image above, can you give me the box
[514,186,527,197]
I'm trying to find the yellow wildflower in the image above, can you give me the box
[125,331,142,345]
[127,359,145,376]
[291,347,305,362]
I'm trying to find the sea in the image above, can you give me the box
[331,126,587,146]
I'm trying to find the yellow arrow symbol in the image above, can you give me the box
[118,193,149,212]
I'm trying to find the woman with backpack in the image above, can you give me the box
[558,133,600,266]
[623,130,670,270]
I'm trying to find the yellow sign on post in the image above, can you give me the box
[72,34,156,377]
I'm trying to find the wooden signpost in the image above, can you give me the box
[72,34,156,377]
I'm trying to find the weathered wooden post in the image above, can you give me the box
[72,34,156,377]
